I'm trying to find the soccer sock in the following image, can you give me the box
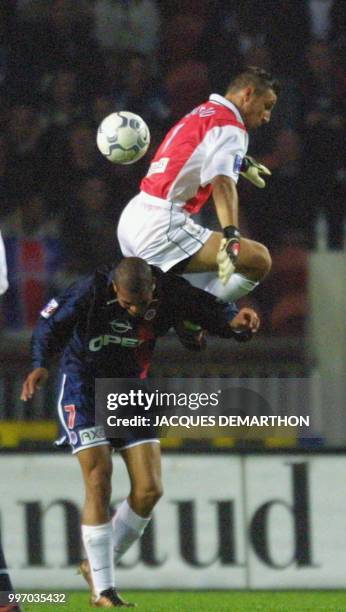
[81,522,114,596]
[112,499,151,563]
[205,273,259,301]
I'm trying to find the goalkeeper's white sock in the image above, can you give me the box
[112,499,151,563]
[205,273,259,301]
[81,522,114,596]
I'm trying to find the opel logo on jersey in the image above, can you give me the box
[109,320,132,334]
[144,309,157,321]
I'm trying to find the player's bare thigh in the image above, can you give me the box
[185,231,271,280]
[121,442,162,515]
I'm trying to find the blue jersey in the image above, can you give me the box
[31,264,238,380]
[32,264,241,453]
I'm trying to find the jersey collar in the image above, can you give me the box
[209,94,245,126]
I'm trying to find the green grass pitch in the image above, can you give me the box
[23,590,346,611]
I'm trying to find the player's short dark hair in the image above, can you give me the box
[226,66,280,96]
[113,257,153,294]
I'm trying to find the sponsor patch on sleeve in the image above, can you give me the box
[233,154,243,174]
[146,157,169,176]
[40,298,59,319]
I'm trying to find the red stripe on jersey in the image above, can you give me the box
[135,321,156,379]
[140,100,246,212]
[184,183,213,214]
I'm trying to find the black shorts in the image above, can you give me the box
[55,372,159,454]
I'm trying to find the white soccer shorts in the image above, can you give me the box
[117,192,212,272]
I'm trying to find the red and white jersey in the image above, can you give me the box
[140,94,248,214]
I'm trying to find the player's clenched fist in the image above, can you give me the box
[229,307,260,342]
[230,307,260,333]
[217,225,241,285]
[21,367,49,401]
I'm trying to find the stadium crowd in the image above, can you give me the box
[0,0,345,334]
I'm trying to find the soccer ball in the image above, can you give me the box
[96,111,150,165]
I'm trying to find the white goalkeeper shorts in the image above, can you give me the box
[117,192,212,272]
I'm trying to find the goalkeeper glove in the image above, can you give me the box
[217,225,241,285]
[240,155,271,188]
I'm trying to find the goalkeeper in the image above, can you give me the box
[118,67,279,326]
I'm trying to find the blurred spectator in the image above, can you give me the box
[99,49,126,97]
[62,176,121,275]
[40,68,86,130]
[236,46,302,249]
[0,134,14,219]
[308,0,340,40]
[299,40,345,247]
[164,60,210,121]
[263,0,346,76]
[16,0,52,22]
[199,1,265,91]
[1,192,63,331]
[199,1,345,82]
[267,233,309,336]
[5,103,48,199]
[15,0,104,99]
[306,0,345,44]
[160,13,206,73]
[0,94,9,134]
[48,121,107,212]
[96,49,170,128]
[0,6,36,103]
[91,94,116,127]
[111,53,170,129]
[157,0,210,19]
[1,192,59,239]
[243,125,302,248]
[0,4,15,91]
[300,40,345,127]
[93,0,160,72]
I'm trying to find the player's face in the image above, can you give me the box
[113,283,155,317]
[242,88,277,129]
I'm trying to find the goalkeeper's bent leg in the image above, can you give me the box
[205,273,259,301]
[207,238,271,299]
[208,238,271,300]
